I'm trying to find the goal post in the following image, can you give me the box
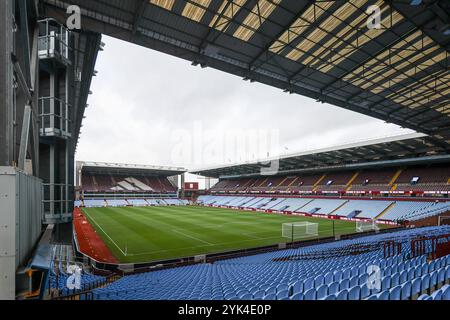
[356,220,380,233]
[282,222,319,241]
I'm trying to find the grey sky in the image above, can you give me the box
[75,35,414,173]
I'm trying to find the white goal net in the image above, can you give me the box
[282,222,319,240]
[356,220,380,233]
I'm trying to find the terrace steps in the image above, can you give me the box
[276,177,289,187]
[345,172,360,191]
[374,202,396,220]
[389,169,403,186]
[287,177,299,187]
[258,178,269,187]
[312,175,327,192]
[329,200,350,215]
[295,198,315,212]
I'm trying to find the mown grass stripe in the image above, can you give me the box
[81,205,376,263]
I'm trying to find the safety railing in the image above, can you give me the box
[43,183,72,218]
[39,97,72,138]
[38,19,70,62]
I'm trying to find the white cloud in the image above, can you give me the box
[76,35,414,173]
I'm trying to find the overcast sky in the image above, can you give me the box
[75,35,414,174]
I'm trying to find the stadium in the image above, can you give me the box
[0,0,449,305]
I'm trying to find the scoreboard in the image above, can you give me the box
[184,182,199,190]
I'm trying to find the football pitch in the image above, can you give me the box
[82,205,369,263]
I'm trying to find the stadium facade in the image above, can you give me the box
[0,0,449,300]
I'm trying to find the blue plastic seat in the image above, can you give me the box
[441,284,450,300]
[343,269,351,280]
[391,273,400,287]
[414,266,422,278]
[421,263,429,275]
[389,286,401,300]
[429,260,436,272]
[348,286,361,300]
[290,281,303,295]
[349,276,359,288]
[316,284,328,300]
[304,288,316,300]
[303,278,314,291]
[360,284,370,299]
[377,291,389,300]
[253,290,265,300]
[407,269,415,281]
[350,266,359,278]
[339,279,350,291]
[421,274,430,294]
[324,272,334,285]
[411,278,422,298]
[236,289,249,297]
[264,287,276,296]
[239,293,253,300]
[276,283,288,292]
[290,292,304,300]
[430,271,438,290]
[276,290,289,300]
[336,289,348,301]
[358,274,368,286]
[333,270,343,282]
[314,275,325,288]
[399,270,408,284]
[328,282,339,295]
[381,276,391,291]
[324,294,336,300]
[401,281,412,300]
[430,290,442,301]
[263,293,276,300]
[417,294,431,300]
[446,266,450,285]
[438,268,446,287]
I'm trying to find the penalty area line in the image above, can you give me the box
[83,210,128,257]
[172,229,214,246]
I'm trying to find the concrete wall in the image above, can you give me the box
[0,167,43,300]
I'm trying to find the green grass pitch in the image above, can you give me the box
[82,205,376,263]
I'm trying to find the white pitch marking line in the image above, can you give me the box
[126,236,284,256]
[172,229,214,246]
[83,210,128,257]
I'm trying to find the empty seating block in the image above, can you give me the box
[92,226,450,300]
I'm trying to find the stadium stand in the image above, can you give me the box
[208,164,450,196]
[78,198,189,208]
[106,199,128,207]
[332,200,392,219]
[82,199,106,208]
[297,199,348,215]
[291,174,324,193]
[77,162,183,198]
[379,202,435,221]
[347,169,398,193]
[126,199,149,206]
[197,196,449,223]
[275,177,299,192]
[48,245,106,296]
[394,165,450,194]
[91,226,450,300]
[316,171,354,193]
[81,173,177,193]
